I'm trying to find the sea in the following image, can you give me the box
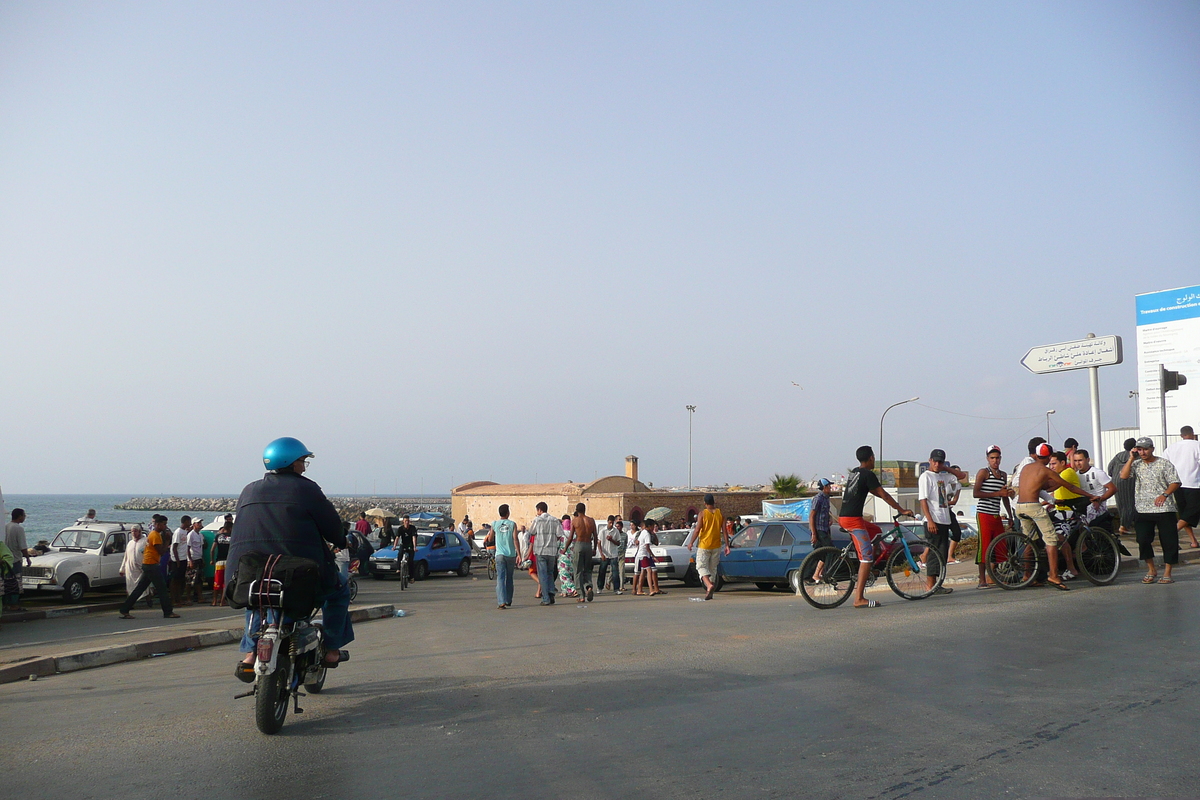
[0,494,210,545]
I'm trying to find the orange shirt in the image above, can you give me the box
[142,530,163,566]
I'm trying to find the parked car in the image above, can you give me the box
[371,531,473,581]
[20,522,138,602]
[624,528,701,586]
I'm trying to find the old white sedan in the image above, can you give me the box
[21,522,138,603]
[624,528,701,586]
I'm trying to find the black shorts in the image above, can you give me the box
[948,515,962,542]
[1177,486,1200,528]
[813,530,833,549]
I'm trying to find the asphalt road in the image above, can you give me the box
[2,566,1197,800]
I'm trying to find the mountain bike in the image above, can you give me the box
[796,516,946,609]
[985,507,1122,588]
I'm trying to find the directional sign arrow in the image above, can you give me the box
[1021,335,1122,375]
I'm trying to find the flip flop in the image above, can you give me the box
[118,613,135,619]
[976,583,993,589]
[1158,578,1175,584]
[854,599,882,608]
[1142,575,1158,584]
[1047,580,1070,591]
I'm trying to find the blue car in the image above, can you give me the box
[370,531,473,581]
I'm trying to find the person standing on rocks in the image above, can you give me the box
[118,517,179,619]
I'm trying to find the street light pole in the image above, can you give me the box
[1045,409,1055,442]
[686,405,697,490]
[879,397,919,466]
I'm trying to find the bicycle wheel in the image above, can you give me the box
[1076,526,1121,585]
[985,531,1040,589]
[487,558,497,581]
[400,559,409,590]
[797,547,855,609]
[886,540,945,600]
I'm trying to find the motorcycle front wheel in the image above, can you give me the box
[255,654,292,735]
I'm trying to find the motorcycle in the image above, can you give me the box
[233,568,346,735]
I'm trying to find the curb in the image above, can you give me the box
[0,603,396,685]
[1,601,126,623]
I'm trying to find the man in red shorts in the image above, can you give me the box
[972,445,1012,588]
[839,445,914,608]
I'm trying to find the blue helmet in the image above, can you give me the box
[262,437,313,471]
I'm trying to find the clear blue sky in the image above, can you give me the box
[1,1,1196,494]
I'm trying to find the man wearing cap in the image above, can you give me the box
[1120,437,1183,584]
[1010,437,1048,498]
[807,479,835,583]
[1016,443,1097,590]
[918,450,957,595]
[1163,425,1200,549]
[973,446,1013,588]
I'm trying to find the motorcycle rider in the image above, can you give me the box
[229,437,353,682]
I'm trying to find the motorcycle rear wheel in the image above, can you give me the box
[255,655,292,735]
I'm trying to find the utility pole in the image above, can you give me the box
[686,405,697,490]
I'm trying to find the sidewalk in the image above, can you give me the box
[0,603,396,685]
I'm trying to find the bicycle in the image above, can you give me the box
[985,506,1122,589]
[479,549,497,581]
[796,516,946,609]
[398,551,411,590]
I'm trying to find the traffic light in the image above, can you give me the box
[1160,365,1188,393]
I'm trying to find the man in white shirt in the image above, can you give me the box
[170,515,192,606]
[186,519,206,603]
[596,515,624,595]
[1071,449,1117,525]
[918,449,956,595]
[1163,425,1200,548]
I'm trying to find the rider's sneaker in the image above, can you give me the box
[1062,570,1076,580]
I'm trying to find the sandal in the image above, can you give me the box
[1158,577,1175,584]
[854,599,882,608]
[1047,579,1070,591]
[1142,575,1158,584]
[118,613,135,619]
[976,583,992,589]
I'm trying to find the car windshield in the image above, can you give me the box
[415,534,431,547]
[656,530,689,546]
[52,529,104,549]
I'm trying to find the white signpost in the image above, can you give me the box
[1021,334,1123,466]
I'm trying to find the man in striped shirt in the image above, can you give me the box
[973,445,1012,589]
[808,479,834,582]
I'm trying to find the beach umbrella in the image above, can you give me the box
[644,507,673,522]
[365,507,390,518]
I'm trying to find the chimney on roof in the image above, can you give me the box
[625,455,638,482]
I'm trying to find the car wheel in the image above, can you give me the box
[683,566,702,587]
[414,561,429,581]
[457,558,471,577]
[712,574,724,593]
[62,575,88,603]
[754,582,777,591]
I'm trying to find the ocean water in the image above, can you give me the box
[0,494,217,545]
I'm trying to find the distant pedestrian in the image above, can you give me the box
[596,516,624,595]
[397,514,418,578]
[918,449,956,596]
[686,493,728,601]
[632,519,664,596]
[567,503,598,603]
[973,446,1013,589]
[4,509,32,612]
[170,515,192,606]
[211,522,232,606]
[528,502,560,605]
[118,517,179,619]
[1163,425,1200,549]
[1108,438,1138,535]
[378,518,396,550]
[354,511,371,536]
[807,479,834,583]
[1120,437,1183,584]
[492,505,519,609]
[77,508,98,525]
[119,524,148,595]
[187,518,205,602]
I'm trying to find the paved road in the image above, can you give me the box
[2,566,1196,799]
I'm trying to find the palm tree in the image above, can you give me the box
[770,473,802,498]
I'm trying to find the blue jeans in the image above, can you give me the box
[495,554,516,606]
[240,576,354,653]
[536,554,557,602]
[601,556,623,591]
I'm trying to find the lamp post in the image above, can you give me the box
[686,405,697,490]
[1045,409,1055,442]
[879,397,919,466]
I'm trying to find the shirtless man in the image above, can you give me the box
[1015,443,1097,591]
[566,502,599,603]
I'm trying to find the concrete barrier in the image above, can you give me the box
[0,657,56,684]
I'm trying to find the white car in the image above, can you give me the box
[623,528,701,586]
[21,522,139,603]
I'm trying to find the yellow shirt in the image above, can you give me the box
[695,508,725,550]
[1054,467,1083,507]
[142,530,163,566]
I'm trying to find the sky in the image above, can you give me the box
[1,1,1197,495]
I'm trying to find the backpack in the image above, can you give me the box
[225,552,324,617]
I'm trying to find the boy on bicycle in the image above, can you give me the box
[838,445,914,609]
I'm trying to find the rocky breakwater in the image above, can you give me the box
[116,496,451,520]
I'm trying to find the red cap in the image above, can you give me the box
[1034,443,1053,457]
